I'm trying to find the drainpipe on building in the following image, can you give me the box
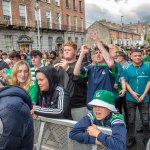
[36,1,41,51]
[121,16,124,46]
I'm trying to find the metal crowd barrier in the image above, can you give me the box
[34,116,112,150]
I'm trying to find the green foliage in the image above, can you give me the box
[146,33,150,44]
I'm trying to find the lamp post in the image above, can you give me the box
[121,16,124,46]
[36,0,41,51]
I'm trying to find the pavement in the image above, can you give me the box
[126,109,148,150]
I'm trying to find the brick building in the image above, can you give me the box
[124,21,150,45]
[86,20,141,47]
[0,0,85,52]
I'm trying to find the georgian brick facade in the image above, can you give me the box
[0,0,85,52]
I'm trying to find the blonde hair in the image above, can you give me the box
[11,61,32,91]
[109,44,119,51]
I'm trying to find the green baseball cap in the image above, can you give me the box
[88,90,117,112]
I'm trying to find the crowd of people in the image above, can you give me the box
[0,28,149,150]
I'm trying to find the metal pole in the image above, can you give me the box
[121,16,123,46]
[36,1,41,51]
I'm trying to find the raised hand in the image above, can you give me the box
[80,44,90,55]
[89,28,100,43]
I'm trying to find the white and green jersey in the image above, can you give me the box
[30,64,44,80]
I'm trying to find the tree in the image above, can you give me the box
[146,33,150,44]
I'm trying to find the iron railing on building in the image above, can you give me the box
[0,16,33,28]
[0,16,86,33]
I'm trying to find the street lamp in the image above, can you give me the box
[121,16,124,46]
[36,0,41,51]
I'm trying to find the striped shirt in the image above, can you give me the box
[34,86,65,116]
[30,64,44,80]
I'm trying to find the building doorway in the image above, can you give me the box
[17,35,33,53]
[55,37,64,51]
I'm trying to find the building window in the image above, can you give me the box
[55,13,61,29]
[5,35,13,52]
[55,0,60,6]
[35,8,41,27]
[81,38,84,45]
[66,0,69,8]
[75,37,78,45]
[80,18,84,32]
[46,10,52,28]
[68,37,72,41]
[19,5,27,26]
[2,0,11,25]
[48,37,53,51]
[46,0,51,3]
[66,15,70,31]
[74,16,77,32]
[73,0,76,10]
[79,1,82,12]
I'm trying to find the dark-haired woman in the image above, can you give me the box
[34,66,71,119]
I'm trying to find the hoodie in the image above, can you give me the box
[34,66,71,119]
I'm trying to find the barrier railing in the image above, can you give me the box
[34,116,112,150]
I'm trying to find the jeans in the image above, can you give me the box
[115,96,128,125]
[126,101,149,139]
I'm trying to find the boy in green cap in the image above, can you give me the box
[69,90,127,150]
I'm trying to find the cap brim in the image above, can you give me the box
[88,99,117,112]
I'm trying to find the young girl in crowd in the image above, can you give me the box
[11,60,39,104]
[34,66,71,119]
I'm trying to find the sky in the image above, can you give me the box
[85,0,150,27]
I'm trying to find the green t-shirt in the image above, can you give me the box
[144,62,150,66]
[5,68,12,79]
[28,80,39,104]
[143,55,150,62]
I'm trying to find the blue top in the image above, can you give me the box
[80,64,116,104]
[0,85,33,149]
[69,112,126,150]
[113,62,124,99]
[124,63,150,103]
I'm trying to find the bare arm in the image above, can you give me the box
[119,77,126,97]
[138,81,150,103]
[73,44,90,76]
[90,29,114,68]
[0,70,11,84]
[126,82,139,102]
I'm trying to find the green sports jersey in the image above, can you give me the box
[144,62,150,66]
[5,68,12,79]
[143,55,150,62]
[30,64,44,80]
[28,80,39,104]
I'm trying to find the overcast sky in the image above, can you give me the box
[85,0,150,27]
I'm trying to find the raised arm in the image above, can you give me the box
[90,29,114,68]
[73,44,90,76]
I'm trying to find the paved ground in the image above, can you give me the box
[126,109,148,150]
